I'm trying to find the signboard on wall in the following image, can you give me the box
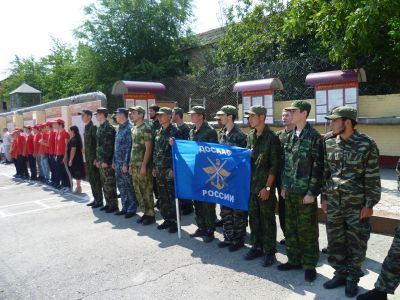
[242,89,274,124]
[70,100,102,147]
[124,93,156,120]
[23,111,34,126]
[315,81,359,123]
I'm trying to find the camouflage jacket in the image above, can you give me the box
[96,120,116,165]
[275,128,293,188]
[322,130,381,208]
[112,120,132,167]
[131,121,153,168]
[177,122,190,140]
[151,118,161,140]
[218,124,247,148]
[189,121,218,143]
[153,123,180,172]
[247,125,281,194]
[281,122,323,196]
[83,121,98,164]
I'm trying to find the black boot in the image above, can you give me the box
[357,289,387,300]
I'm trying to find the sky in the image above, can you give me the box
[0,0,238,81]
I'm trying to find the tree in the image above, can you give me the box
[75,0,194,88]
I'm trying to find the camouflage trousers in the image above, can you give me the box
[285,192,319,269]
[115,165,137,213]
[375,225,400,294]
[99,166,118,209]
[194,201,216,232]
[156,169,176,224]
[87,160,103,205]
[326,192,371,281]
[132,166,155,217]
[249,192,277,254]
[221,205,248,243]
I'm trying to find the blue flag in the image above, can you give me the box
[172,140,251,211]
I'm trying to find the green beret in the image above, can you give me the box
[188,106,206,115]
[156,107,173,115]
[284,100,311,113]
[244,105,266,117]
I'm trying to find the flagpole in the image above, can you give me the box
[175,197,181,239]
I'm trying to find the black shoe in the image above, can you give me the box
[357,289,387,300]
[345,280,358,298]
[279,239,285,245]
[157,221,170,230]
[190,228,206,238]
[218,240,231,248]
[229,241,244,252]
[244,247,263,260]
[262,254,276,267]
[203,231,214,243]
[87,201,96,207]
[100,205,109,211]
[136,215,145,223]
[182,207,194,215]
[168,223,178,233]
[323,276,346,289]
[105,207,118,213]
[305,269,317,282]
[93,202,103,208]
[125,211,136,219]
[277,262,302,271]
[115,210,126,216]
[142,216,155,225]
[215,219,223,227]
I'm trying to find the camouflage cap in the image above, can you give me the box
[244,105,266,117]
[172,107,184,114]
[325,106,357,121]
[128,106,145,114]
[187,106,206,115]
[216,105,238,116]
[284,100,311,113]
[156,107,173,115]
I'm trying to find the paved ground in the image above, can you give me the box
[0,164,399,299]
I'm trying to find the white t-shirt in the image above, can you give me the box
[2,132,11,146]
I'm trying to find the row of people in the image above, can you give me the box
[4,120,85,193]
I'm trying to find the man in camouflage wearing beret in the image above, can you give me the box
[94,107,119,213]
[188,106,218,243]
[279,100,323,282]
[153,107,181,233]
[129,106,155,226]
[79,110,103,208]
[172,107,194,215]
[275,109,295,244]
[321,106,381,297]
[215,105,248,252]
[244,105,281,266]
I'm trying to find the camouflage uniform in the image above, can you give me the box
[131,121,154,217]
[374,224,400,294]
[190,121,218,232]
[96,120,118,209]
[176,122,193,211]
[153,123,180,224]
[282,122,323,269]
[247,126,281,254]
[219,124,248,244]
[84,121,103,206]
[151,118,161,200]
[323,130,381,281]
[275,128,293,237]
[113,119,136,213]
